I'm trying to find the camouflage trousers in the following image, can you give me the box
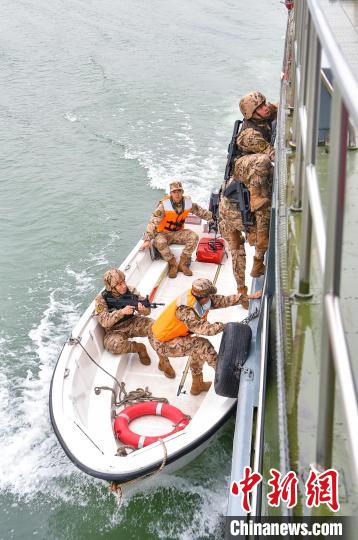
[153,229,199,262]
[233,154,272,201]
[148,331,217,375]
[219,197,271,288]
[104,315,154,354]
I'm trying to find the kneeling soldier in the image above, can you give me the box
[95,268,153,365]
[148,278,260,395]
[140,181,212,278]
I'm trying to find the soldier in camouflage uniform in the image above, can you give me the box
[219,92,276,283]
[95,269,153,365]
[149,278,261,395]
[140,181,212,278]
[235,91,276,277]
[237,91,277,161]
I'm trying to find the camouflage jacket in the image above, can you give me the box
[95,286,151,331]
[219,195,242,226]
[143,198,212,241]
[176,293,243,336]
[236,103,277,161]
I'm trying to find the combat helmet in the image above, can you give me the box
[103,268,125,291]
[239,91,266,120]
[191,278,217,298]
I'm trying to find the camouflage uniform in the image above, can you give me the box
[219,92,275,282]
[236,91,277,161]
[143,182,212,262]
[219,197,247,290]
[233,153,272,204]
[149,280,244,375]
[236,92,275,213]
[219,192,270,267]
[95,269,153,355]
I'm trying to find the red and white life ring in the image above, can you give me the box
[114,401,190,448]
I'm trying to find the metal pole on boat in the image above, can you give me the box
[177,360,191,397]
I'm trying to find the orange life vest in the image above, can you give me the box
[156,196,193,233]
[151,290,210,342]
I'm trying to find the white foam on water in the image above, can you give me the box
[65,268,93,295]
[0,372,10,435]
[0,288,82,496]
[64,111,77,122]
[121,105,226,205]
[98,442,231,538]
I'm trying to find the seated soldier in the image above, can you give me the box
[148,278,261,395]
[140,181,212,278]
[95,268,153,365]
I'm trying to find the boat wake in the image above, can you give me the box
[0,261,232,538]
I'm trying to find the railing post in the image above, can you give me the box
[296,20,321,296]
[290,0,303,147]
[316,87,348,469]
[292,2,310,210]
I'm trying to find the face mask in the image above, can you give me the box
[194,298,211,318]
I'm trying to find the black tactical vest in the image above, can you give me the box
[102,290,137,322]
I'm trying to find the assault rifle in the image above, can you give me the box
[104,293,164,313]
[224,119,242,181]
[222,181,255,229]
[208,192,220,233]
[222,119,255,230]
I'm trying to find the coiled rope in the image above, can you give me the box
[68,336,168,407]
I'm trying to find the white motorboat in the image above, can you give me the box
[49,216,258,483]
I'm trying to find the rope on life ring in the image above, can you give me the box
[114,401,190,448]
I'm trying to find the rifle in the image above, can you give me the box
[222,181,255,230]
[222,119,255,230]
[208,191,220,233]
[104,292,164,312]
[224,119,242,181]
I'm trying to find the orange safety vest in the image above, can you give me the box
[151,290,210,342]
[156,196,193,233]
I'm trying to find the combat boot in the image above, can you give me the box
[250,185,271,212]
[133,343,151,365]
[178,254,193,276]
[190,373,212,395]
[167,257,178,279]
[251,256,265,277]
[158,356,176,378]
[238,286,249,310]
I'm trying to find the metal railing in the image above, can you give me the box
[289,0,358,480]
[320,70,357,149]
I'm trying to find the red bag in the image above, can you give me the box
[196,237,225,264]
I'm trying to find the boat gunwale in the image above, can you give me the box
[49,364,236,481]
